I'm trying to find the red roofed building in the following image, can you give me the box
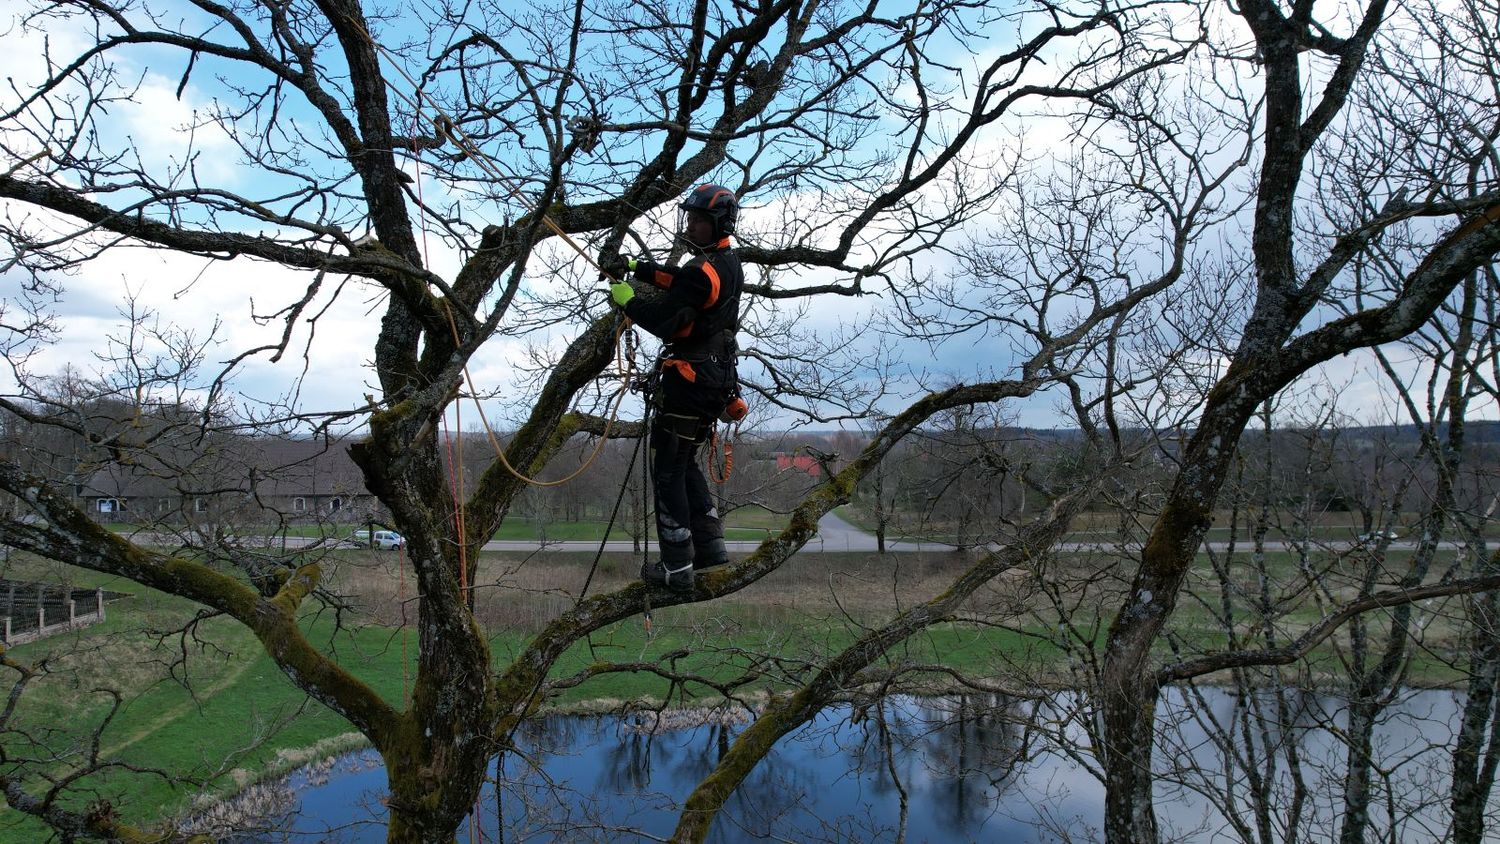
[773,452,823,477]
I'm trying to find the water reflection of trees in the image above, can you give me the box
[1152,682,1474,844]
[477,688,1498,841]
[496,711,825,842]
[255,685,1489,841]
[489,715,640,841]
[483,698,1033,841]
[838,694,1027,837]
[1160,682,1328,843]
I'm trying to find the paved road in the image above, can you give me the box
[170,510,955,554]
[479,510,950,553]
[141,525,1466,556]
[802,509,952,552]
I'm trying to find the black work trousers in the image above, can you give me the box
[651,411,726,569]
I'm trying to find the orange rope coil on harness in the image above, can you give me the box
[708,425,735,484]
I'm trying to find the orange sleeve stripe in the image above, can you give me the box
[701,262,721,308]
[653,269,673,289]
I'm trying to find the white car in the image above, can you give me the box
[350,529,405,549]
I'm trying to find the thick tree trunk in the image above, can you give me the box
[1452,569,1500,844]
[379,592,496,842]
[1100,390,1259,843]
[1100,669,1161,842]
[1337,699,1380,844]
[383,721,488,844]
[350,396,500,844]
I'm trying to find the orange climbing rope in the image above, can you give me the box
[413,113,488,844]
[708,424,736,484]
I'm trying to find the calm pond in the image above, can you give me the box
[226,687,1481,842]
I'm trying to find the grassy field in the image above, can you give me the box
[0,530,1476,841]
[0,546,1020,841]
[838,503,1500,546]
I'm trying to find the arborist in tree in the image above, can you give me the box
[601,184,746,591]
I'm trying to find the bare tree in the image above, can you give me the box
[1079,0,1500,839]
[1145,0,1500,837]
[0,0,1200,840]
[849,0,1500,840]
[3,0,1497,840]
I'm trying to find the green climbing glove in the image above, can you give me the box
[609,280,635,307]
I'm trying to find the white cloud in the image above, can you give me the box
[1,9,240,185]
[120,72,243,187]
[3,235,382,415]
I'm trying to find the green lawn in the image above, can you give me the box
[837,503,1500,546]
[0,548,1027,842]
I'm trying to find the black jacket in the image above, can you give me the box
[624,238,743,418]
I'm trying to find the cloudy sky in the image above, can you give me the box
[0,0,1467,439]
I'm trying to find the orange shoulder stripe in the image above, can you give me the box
[701,261,721,308]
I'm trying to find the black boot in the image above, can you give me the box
[693,553,728,571]
[641,559,694,591]
[691,512,728,572]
